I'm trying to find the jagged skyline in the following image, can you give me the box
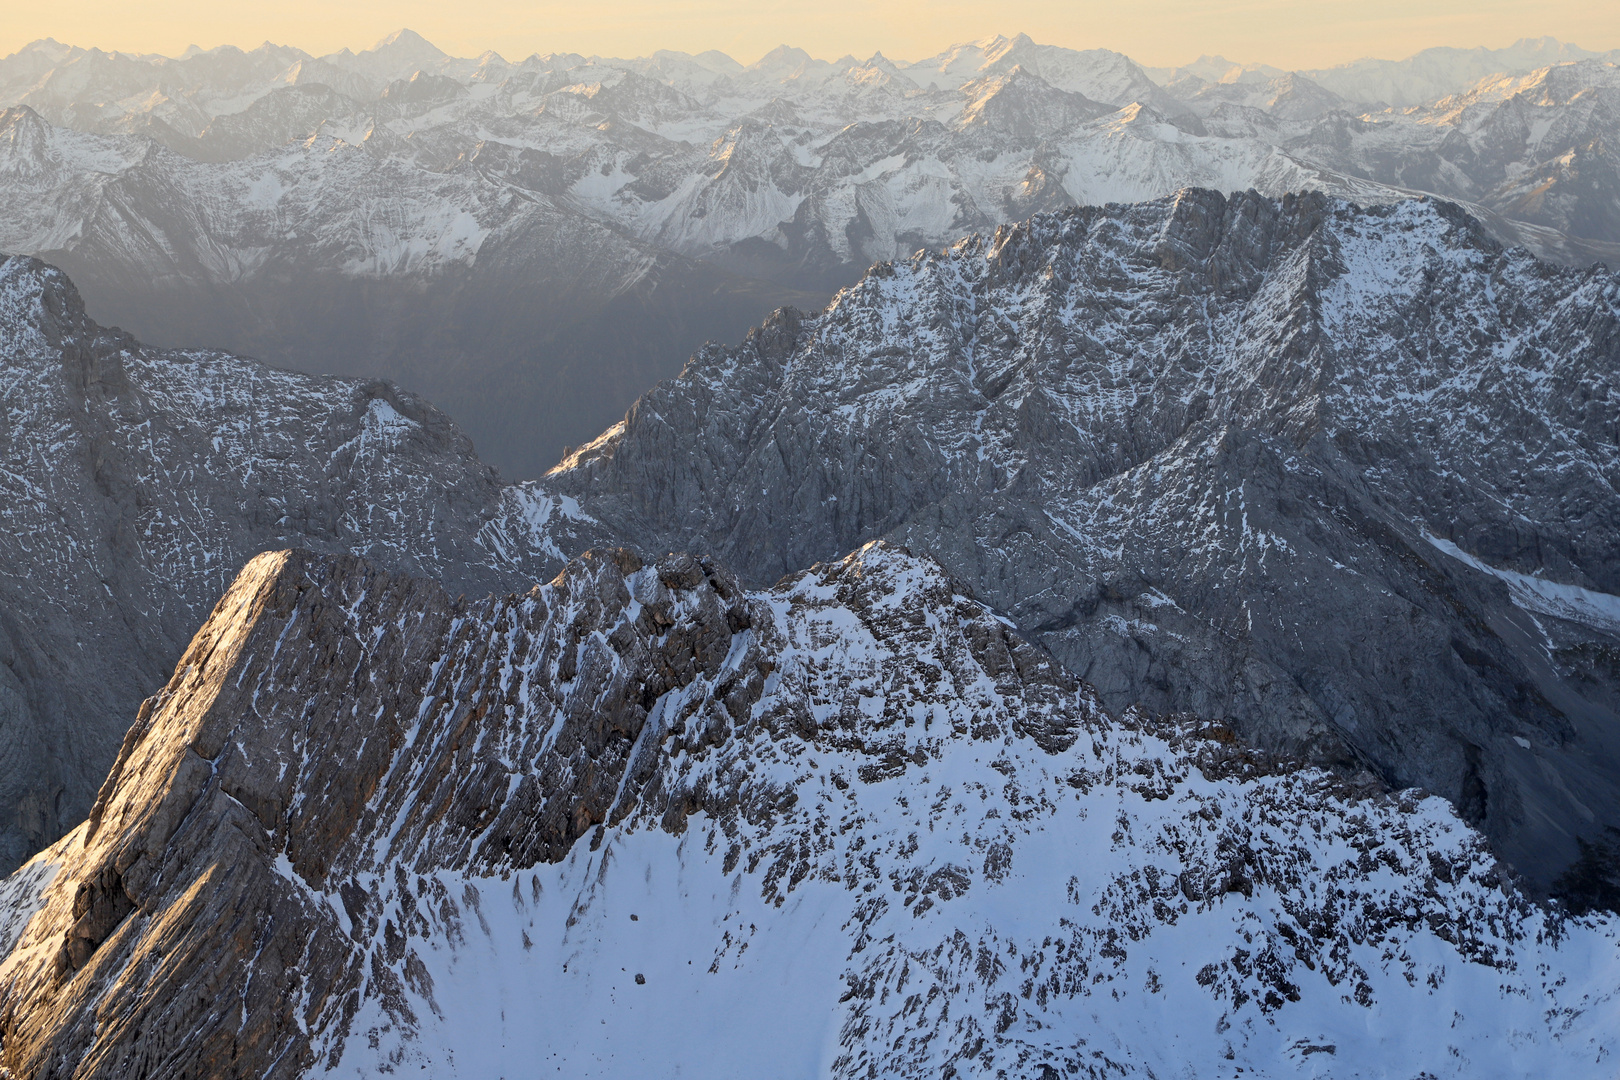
[2,0,1617,70]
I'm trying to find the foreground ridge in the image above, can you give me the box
[0,251,596,872]
[0,544,1614,1078]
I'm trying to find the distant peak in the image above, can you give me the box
[370,28,446,57]
[757,44,810,62]
[689,49,741,74]
[0,103,45,125]
[16,38,75,62]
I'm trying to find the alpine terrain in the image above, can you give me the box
[0,35,1617,1067]
[0,542,1614,1078]
[0,183,1617,893]
[547,188,1620,889]
[2,30,1619,473]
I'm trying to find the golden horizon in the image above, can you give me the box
[2,0,1617,73]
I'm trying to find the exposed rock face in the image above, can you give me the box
[0,254,586,872]
[0,545,1615,1078]
[550,189,1620,885]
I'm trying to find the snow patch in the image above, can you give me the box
[1426,533,1620,635]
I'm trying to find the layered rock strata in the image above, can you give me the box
[0,254,584,871]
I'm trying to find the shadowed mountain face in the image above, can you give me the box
[0,104,818,479]
[549,189,1620,887]
[3,34,1620,479]
[0,253,586,872]
[0,543,1614,1078]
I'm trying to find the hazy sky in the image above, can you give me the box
[2,0,1616,70]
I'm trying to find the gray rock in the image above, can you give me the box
[0,253,592,872]
[550,189,1620,886]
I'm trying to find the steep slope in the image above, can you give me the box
[905,34,1188,117]
[548,189,1620,887]
[0,253,587,872]
[0,104,813,479]
[1,542,1615,1078]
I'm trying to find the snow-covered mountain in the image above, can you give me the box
[2,185,1616,899]
[549,190,1620,890]
[2,31,1619,1074]
[1304,37,1620,108]
[1149,37,1620,108]
[1232,59,1620,262]
[0,541,1615,1078]
[0,102,809,480]
[3,31,1619,474]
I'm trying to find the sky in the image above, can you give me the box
[1,0,1615,70]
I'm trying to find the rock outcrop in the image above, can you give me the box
[0,544,1615,1078]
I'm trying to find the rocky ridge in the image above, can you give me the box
[0,253,585,872]
[548,188,1620,886]
[0,542,1615,1078]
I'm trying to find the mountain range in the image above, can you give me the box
[2,186,1616,892]
[547,187,1620,888]
[1,28,1619,1074]
[1,181,1618,1074]
[2,30,1619,475]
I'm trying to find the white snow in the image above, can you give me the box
[306,546,1620,1078]
[0,849,58,962]
[1426,534,1620,635]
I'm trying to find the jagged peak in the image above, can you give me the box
[0,103,46,129]
[0,252,96,359]
[5,516,1614,1077]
